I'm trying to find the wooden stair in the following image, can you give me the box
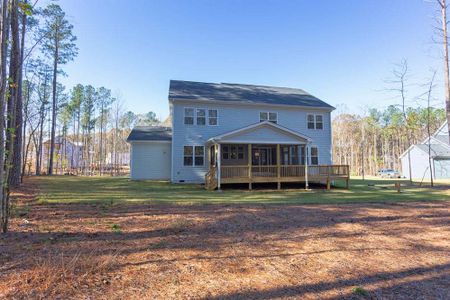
[205,167,218,191]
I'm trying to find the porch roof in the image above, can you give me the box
[206,121,312,145]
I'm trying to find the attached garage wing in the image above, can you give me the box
[130,141,171,180]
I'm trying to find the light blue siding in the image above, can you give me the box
[171,100,332,183]
[220,125,308,144]
[130,141,171,180]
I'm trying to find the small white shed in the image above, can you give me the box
[127,126,172,180]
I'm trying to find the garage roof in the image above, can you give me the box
[127,126,172,142]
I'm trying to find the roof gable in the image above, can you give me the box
[169,80,334,109]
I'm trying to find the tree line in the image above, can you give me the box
[0,1,161,232]
[333,105,446,176]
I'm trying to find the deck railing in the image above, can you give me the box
[220,165,349,179]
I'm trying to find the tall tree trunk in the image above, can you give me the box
[439,0,450,143]
[3,0,19,232]
[48,36,59,175]
[10,7,26,186]
[0,0,10,233]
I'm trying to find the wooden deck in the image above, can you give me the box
[205,165,350,190]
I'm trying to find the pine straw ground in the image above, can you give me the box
[0,177,449,299]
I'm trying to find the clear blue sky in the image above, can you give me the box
[51,0,444,119]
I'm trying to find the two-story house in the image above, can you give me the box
[127,80,349,189]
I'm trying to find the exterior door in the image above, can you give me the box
[252,146,274,165]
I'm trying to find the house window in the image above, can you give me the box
[184,108,194,125]
[315,115,323,129]
[310,147,319,165]
[184,146,204,166]
[194,146,204,166]
[260,112,277,123]
[222,145,244,160]
[307,114,315,129]
[307,114,324,130]
[222,146,229,160]
[196,109,206,125]
[208,109,218,125]
[183,146,193,166]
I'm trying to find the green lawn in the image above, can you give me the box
[33,176,449,205]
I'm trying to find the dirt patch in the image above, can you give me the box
[1,180,449,299]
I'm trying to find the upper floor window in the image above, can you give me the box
[184,108,194,125]
[307,114,324,130]
[208,109,218,125]
[196,109,206,125]
[184,107,218,125]
[310,146,319,165]
[260,112,277,123]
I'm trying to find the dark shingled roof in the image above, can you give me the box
[127,126,172,142]
[169,80,334,109]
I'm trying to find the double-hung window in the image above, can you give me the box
[184,108,194,125]
[184,146,205,166]
[307,114,324,130]
[208,109,218,125]
[196,109,206,125]
[310,147,319,165]
[260,112,277,123]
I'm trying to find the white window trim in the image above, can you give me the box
[307,114,324,130]
[208,109,219,126]
[183,145,205,167]
[184,107,195,125]
[310,146,319,165]
[259,111,278,123]
[196,108,207,126]
[184,107,219,126]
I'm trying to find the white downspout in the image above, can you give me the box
[217,143,221,190]
[305,143,309,190]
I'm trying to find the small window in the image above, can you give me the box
[183,146,193,166]
[184,108,194,125]
[260,112,277,123]
[222,146,229,160]
[307,114,315,129]
[315,115,323,129]
[310,147,318,165]
[208,109,218,125]
[194,146,204,166]
[237,146,244,159]
[196,109,206,125]
[259,112,268,122]
[268,112,277,123]
[230,145,237,159]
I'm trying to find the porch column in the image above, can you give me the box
[305,143,309,190]
[276,144,281,190]
[248,144,252,190]
[217,143,221,190]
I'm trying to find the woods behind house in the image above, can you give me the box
[0,1,449,233]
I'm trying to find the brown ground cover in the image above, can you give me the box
[0,179,449,299]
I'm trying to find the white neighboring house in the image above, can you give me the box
[105,152,130,166]
[400,122,450,179]
[42,136,83,169]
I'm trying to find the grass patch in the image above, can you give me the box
[111,224,122,233]
[352,286,369,297]
[31,176,449,205]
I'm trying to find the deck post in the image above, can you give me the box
[326,165,331,190]
[217,143,221,190]
[248,143,252,190]
[277,144,281,190]
[305,144,309,190]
